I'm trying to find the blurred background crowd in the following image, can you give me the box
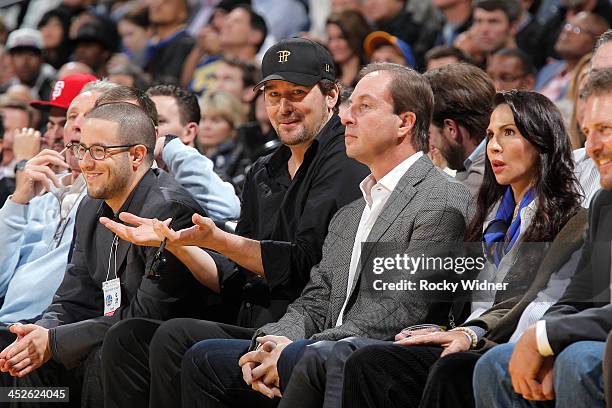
[0,0,610,202]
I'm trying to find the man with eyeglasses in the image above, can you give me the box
[0,74,97,205]
[7,74,96,182]
[69,142,142,161]
[30,74,98,153]
[536,11,609,101]
[486,48,535,92]
[0,101,217,406]
[0,79,241,331]
[99,38,369,408]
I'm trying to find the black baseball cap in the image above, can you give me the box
[253,38,336,91]
[73,19,119,52]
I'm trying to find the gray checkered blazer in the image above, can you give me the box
[255,154,472,342]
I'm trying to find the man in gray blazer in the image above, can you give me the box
[178,62,472,407]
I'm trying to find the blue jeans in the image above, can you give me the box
[473,341,605,408]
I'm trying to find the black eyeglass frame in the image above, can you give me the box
[67,142,140,161]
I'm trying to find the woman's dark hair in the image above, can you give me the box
[465,90,582,243]
[326,10,371,78]
[38,8,71,37]
[37,8,72,69]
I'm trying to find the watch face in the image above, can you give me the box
[15,160,28,172]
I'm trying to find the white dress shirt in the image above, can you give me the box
[335,152,423,326]
[535,237,612,357]
[573,148,600,208]
[508,247,582,344]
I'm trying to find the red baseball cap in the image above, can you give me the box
[30,73,97,111]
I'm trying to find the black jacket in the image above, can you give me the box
[146,30,194,82]
[544,188,612,353]
[215,114,370,328]
[0,177,15,207]
[37,169,220,368]
[373,9,431,68]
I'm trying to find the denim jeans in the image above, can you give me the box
[473,341,605,408]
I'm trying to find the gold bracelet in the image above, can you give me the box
[450,327,478,349]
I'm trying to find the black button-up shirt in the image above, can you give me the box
[215,114,370,327]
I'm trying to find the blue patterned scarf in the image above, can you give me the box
[483,187,535,266]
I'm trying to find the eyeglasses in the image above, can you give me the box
[563,23,595,36]
[67,142,138,161]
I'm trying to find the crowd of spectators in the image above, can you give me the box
[0,0,611,407]
[0,0,609,196]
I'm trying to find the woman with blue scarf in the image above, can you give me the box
[340,90,584,408]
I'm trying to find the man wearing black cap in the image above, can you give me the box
[99,38,369,408]
[173,60,471,407]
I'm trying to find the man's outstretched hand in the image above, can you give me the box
[100,212,224,251]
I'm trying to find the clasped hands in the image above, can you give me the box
[238,335,292,399]
[508,325,555,401]
[0,324,51,377]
